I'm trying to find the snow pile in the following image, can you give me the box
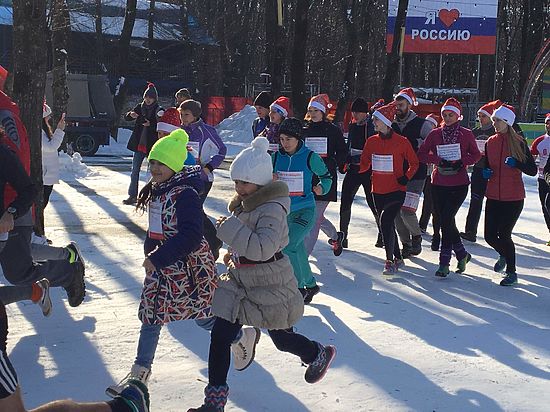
[59,152,98,178]
[216,104,257,158]
[96,128,133,156]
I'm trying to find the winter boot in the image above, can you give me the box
[332,231,345,256]
[303,285,320,304]
[410,235,422,256]
[115,379,150,412]
[435,264,450,278]
[187,384,229,412]
[394,258,405,272]
[106,364,151,398]
[304,342,337,384]
[34,278,52,317]
[456,252,472,274]
[382,260,397,276]
[493,256,506,273]
[401,243,413,259]
[431,234,440,251]
[231,327,261,371]
[459,231,477,243]
[500,271,518,286]
[375,233,384,248]
[123,196,137,205]
[64,242,86,307]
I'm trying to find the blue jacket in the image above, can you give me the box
[272,141,331,212]
[183,119,227,181]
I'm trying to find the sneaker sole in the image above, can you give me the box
[235,328,261,371]
[306,346,337,384]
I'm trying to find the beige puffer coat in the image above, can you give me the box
[212,180,304,330]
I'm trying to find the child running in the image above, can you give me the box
[272,118,332,304]
[187,136,336,412]
[359,102,419,275]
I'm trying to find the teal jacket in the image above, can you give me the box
[272,141,332,212]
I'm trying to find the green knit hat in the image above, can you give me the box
[148,129,189,172]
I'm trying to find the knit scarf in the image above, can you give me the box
[442,122,461,145]
[264,122,281,145]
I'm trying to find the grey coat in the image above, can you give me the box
[212,180,304,330]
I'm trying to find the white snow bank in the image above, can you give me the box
[216,105,257,158]
[96,128,133,157]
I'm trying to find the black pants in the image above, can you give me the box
[208,317,318,386]
[374,191,405,261]
[419,176,440,235]
[484,199,524,273]
[0,302,18,399]
[432,185,468,247]
[339,167,379,234]
[537,179,550,233]
[464,168,488,235]
[43,184,54,209]
[200,181,223,255]
[0,226,75,288]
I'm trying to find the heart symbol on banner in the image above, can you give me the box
[439,9,460,28]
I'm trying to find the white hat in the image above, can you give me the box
[491,104,516,127]
[230,137,273,186]
[43,102,52,118]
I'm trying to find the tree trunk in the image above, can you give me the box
[147,0,156,63]
[51,0,70,126]
[266,0,284,97]
[113,0,137,126]
[10,0,48,234]
[178,0,189,41]
[290,0,309,119]
[382,0,408,102]
[518,0,543,100]
[95,0,105,69]
[334,0,358,123]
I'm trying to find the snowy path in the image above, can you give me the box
[3,161,550,412]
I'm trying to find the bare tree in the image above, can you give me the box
[51,0,70,125]
[382,0,408,101]
[95,0,105,68]
[266,0,285,97]
[290,0,309,119]
[10,0,48,233]
[113,0,138,124]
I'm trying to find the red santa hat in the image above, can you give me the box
[157,107,181,133]
[372,102,398,128]
[426,113,441,128]
[370,99,385,113]
[477,99,502,118]
[492,104,516,127]
[270,96,290,118]
[43,100,52,118]
[441,98,463,119]
[308,93,331,113]
[545,112,550,124]
[395,88,418,106]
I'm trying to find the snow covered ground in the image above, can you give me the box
[3,153,550,411]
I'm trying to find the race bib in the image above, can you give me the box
[277,171,304,196]
[305,137,328,157]
[372,154,394,174]
[148,201,164,240]
[475,140,486,154]
[402,192,420,212]
[268,143,280,153]
[436,143,461,161]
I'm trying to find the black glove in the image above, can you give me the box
[438,159,452,168]
[397,176,409,186]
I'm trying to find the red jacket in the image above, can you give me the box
[485,133,537,201]
[0,91,30,210]
[359,131,419,194]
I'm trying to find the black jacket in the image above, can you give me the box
[126,102,164,154]
[303,120,347,202]
[0,144,36,219]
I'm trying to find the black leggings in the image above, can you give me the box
[339,168,379,234]
[208,317,318,387]
[537,179,550,233]
[419,176,441,236]
[484,199,524,273]
[374,191,405,261]
[43,185,54,209]
[432,185,468,247]
[464,167,488,235]
[200,181,222,253]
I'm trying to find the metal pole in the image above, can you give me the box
[476,54,481,101]
[438,54,443,88]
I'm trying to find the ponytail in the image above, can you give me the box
[42,117,53,141]
[136,180,153,213]
[506,126,527,163]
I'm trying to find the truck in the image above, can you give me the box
[45,72,117,156]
